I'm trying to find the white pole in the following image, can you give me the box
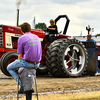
[33,17,36,29]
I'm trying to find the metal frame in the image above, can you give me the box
[55,15,70,35]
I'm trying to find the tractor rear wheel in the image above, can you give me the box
[46,38,88,77]
[0,51,18,76]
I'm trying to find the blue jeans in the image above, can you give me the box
[7,59,40,86]
[96,65,100,73]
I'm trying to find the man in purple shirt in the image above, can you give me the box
[7,22,42,90]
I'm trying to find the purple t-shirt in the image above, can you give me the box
[17,32,42,62]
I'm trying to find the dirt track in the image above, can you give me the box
[0,71,100,96]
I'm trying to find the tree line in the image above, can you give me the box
[18,23,46,30]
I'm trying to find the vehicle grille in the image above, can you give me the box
[0,25,3,47]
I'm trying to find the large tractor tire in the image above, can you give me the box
[46,38,88,77]
[36,64,49,75]
[0,51,18,76]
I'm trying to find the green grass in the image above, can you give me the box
[1,91,100,100]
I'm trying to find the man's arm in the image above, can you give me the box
[47,27,56,30]
[47,25,57,31]
[18,53,23,60]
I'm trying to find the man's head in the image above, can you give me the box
[21,22,31,33]
[87,34,92,41]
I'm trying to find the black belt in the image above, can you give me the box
[25,60,40,64]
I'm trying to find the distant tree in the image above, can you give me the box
[18,24,22,27]
[35,23,47,30]
[96,33,100,36]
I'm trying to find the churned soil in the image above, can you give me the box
[0,71,100,96]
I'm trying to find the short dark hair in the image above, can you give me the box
[87,34,91,38]
[21,22,31,33]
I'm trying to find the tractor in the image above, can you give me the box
[0,15,99,77]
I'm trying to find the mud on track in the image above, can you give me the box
[0,71,100,96]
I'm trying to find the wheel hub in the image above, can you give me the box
[64,44,85,75]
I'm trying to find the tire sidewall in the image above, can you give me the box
[1,52,18,76]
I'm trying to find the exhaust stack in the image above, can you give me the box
[16,9,19,27]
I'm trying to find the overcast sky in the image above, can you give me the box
[0,0,100,36]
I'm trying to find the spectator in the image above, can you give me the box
[7,22,42,93]
[86,34,100,76]
[86,34,95,44]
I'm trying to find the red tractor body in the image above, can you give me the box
[0,15,99,77]
[0,24,71,76]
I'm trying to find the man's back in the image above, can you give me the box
[18,32,42,62]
